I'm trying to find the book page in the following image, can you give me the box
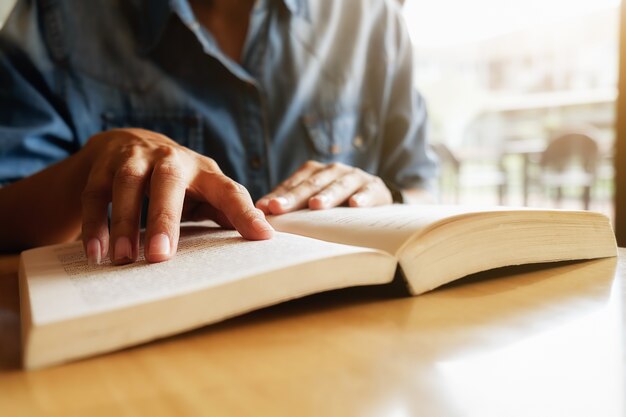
[22,225,387,324]
[267,205,483,255]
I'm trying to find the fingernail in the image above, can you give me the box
[256,198,270,213]
[251,218,274,234]
[351,194,365,206]
[149,233,170,257]
[316,194,329,205]
[274,197,290,208]
[87,239,101,266]
[114,236,133,262]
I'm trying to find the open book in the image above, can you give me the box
[19,205,617,369]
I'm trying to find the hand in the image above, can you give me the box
[80,129,273,265]
[256,161,393,215]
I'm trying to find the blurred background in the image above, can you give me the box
[0,0,621,217]
[403,0,620,217]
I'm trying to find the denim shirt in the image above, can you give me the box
[0,0,436,200]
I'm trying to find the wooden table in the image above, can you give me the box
[0,251,624,416]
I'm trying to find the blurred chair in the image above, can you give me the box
[431,142,508,205]
[538,132,599,210]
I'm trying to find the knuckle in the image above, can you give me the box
[118,142,142,159]
[194,155,223,176]
[222,179,249,197]
[303,176,322,189]
[333,176,348,187]
[110,217,138,231]
[202,156,220,171]
[154,144,178,159]
[217,180,252,210]
[114,164,146,186]
[150,208,180,227]
[153,162,186,184]
[81,183,108,204]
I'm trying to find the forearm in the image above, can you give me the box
[0,153,89,252]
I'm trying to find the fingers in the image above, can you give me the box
[81,130,396,267]
[81,152,153,265]
[182,201,233,228]
[109,159,149,264]
[348,177,393,208]
[310,171,393,209]
[81,169,112,266]
[259,161,393,214]
[191,172,273,241]
[262,162,350,214]
[80,128,274,267]
[144,154,189,263]
[256,161,325,214]
[308,167,368,210]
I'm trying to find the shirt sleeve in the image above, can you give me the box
[378,3,438,192]
[0,7,77,186]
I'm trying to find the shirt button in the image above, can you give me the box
[249,156,263,170]
[353,135,364,148]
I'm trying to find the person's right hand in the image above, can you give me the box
[79,128,273,265]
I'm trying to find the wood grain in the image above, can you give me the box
[0,252,623,417]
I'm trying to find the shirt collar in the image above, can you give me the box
[137,0,310,54]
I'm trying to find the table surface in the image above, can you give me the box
[0,250,624,417]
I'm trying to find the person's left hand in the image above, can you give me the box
[256,161,393,215]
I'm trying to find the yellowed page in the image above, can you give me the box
[399,209,617,294]
[267,205,486,255]
[22,225,392,326]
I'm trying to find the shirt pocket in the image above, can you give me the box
[301,106,378,163]
[100,111,205,153]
